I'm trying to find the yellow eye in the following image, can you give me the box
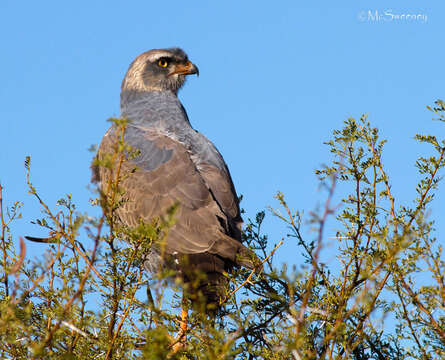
[158,59,168,68]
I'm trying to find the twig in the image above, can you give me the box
[37,229,101,353]
[12,242,69,305]
[296,174,336,337]
[25,168,105,283]
[9,237,25,274]
[0,184,8,297]
[220,240,283,306]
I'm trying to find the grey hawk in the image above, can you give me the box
[94,48,258,307]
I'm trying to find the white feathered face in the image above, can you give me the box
[122,48,199,94]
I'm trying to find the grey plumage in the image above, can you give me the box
[95,48,258,308]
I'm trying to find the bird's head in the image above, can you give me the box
[121,48,199,95]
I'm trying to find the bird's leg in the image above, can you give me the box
[179,296,188,344]
[172,294,188,353]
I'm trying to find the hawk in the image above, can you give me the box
[94,48,258,309]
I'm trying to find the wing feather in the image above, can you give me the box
[97,125,255,267]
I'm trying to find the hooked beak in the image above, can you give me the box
[169,61,199,77]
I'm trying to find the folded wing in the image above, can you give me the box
[97,125,255,268]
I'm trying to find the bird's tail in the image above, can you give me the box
[180,253,228,315]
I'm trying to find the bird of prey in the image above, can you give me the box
[94,48,258,310]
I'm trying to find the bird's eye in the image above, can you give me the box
[158,59,169,68]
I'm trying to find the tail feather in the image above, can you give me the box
[179,253,228,314]
[210,234,263,271]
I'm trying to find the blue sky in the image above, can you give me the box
[1,1,444,267]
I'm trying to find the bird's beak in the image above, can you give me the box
[169,61,199,77]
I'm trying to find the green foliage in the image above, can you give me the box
[0,105,444,359]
